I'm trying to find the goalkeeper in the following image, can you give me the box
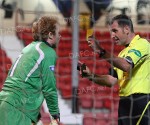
[79,14,150,125]
[0,16,60,125]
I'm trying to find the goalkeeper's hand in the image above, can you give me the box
[49,119,59,125]
[49,114,60,125]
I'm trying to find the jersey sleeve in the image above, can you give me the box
[125,40,149,67]
[41,53,59,115]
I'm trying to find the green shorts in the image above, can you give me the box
[0,101,32,125]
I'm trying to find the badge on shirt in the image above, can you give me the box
[128,49,141,57]
[49,65,55,71]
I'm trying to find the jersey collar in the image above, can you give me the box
[128,35,141,47]
[42,41,53,48]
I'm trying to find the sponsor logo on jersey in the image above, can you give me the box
[49,65,55,71]
[128,49,141,57]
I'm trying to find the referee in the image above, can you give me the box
[79,14,150,125]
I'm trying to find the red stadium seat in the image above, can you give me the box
[0,73,7,83]
[95,31,101,38]
[60,29,72,37]
[95,112,110,125]
[57,66,71,75]
[61,85,72,99]
[110,110,118,120]
[96,112,110,120]
[83,113,95,125]
[17,27,33,46]
[16,26,32,33]
[57,77,71,89]
[107,120,118,125]
[102,31,111,38]
[0,56,12,73]
[0,49,7,57]
[79,94,93,108]
[96,120,107,125]
[103,98,112,110]
[0,57,12,65]
[79,30,86,39]
[113,85,119,94]
[93,97,103,109]
[58,39,72,50]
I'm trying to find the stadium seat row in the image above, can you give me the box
[83,112,118,125]
[0,48,12,90]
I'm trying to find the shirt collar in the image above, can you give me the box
[42,40,52,48]
[35,40,53,48]
[128,35,141,47]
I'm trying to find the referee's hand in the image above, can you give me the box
[87,36,101,53]
[77,61,92,78]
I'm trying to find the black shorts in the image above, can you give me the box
[118,94,150,125]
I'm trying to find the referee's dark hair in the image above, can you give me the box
[109,14,134,33]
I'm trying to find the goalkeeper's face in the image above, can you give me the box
[110,21,129,46]
[53,24,61,48]
[47,24,61,48]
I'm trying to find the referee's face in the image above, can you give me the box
[110,21,128,46]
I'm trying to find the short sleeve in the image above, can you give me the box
[125,40,149,66]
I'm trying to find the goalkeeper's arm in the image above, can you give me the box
[49,114,60,125]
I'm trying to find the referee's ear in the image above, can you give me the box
[124,25,130,35]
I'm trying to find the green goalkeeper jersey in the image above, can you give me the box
[0,41,59,122]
